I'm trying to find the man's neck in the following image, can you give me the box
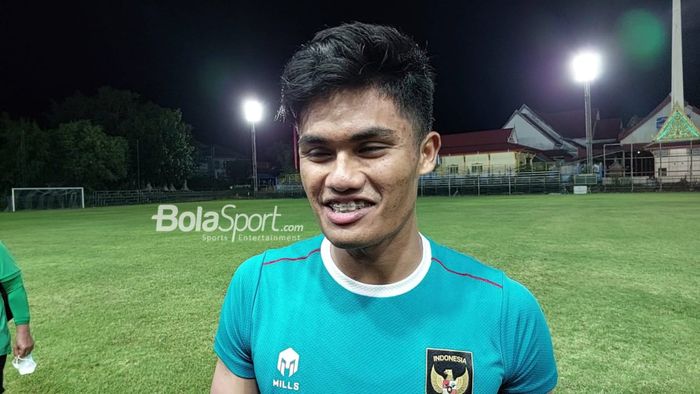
[330,219,423,285]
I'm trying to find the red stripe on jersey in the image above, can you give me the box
[263,248,321,266]
[431,257,503,289]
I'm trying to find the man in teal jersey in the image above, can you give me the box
[0,242,34,392]
[212,22,557,393]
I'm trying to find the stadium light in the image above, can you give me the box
[242,98,263,195]
[570,50,602,174]
[571,51,601,83]
[243,99,263,123]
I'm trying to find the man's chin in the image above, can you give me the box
[321,227,374,250]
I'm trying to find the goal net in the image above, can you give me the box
[10,187,85,212]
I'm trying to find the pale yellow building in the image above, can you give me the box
[437,129,540,175]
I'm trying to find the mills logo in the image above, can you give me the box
[426,348,473,394]
[273,348,300,391]
[277,348,299,377]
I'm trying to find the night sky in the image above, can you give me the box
[2,0,699,153]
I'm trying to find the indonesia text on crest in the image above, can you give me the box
[425,348,473,394]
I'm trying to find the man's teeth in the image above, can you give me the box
[330,201,369,213]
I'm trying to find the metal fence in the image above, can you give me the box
[272,168,698,196]
[418,171,565,196]
[5,165,699,211]
[598,177,698,192]
[599,144,699,192]
[273,175,306,198]
[91,189,240,207]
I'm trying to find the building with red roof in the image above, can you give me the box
[433,95,698,183]
[616,95,700,180]
[502,104,622,161]
[620,95,700,144]
[438,128,546,175]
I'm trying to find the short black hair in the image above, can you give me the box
[278,22,435,140]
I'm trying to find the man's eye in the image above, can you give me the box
[359,145,386,154]
[305,149,332,159]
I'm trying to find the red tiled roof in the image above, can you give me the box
[536,109,620,140]
[537,109,587,139]
[439,129,531,155]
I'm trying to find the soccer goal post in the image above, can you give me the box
[10,187,85,212]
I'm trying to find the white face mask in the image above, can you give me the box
[12,353,37,375]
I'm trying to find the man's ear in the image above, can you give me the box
[418,131,441,175]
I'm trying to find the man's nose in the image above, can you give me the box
[325,152,365,192]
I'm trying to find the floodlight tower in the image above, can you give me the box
[243,99,263,195]
[571,50,602,173]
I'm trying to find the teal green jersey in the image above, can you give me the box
[215,234,557,393]
[0,241,23,355]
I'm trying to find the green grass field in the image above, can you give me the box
[0,193,698,392]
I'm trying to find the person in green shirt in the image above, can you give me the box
[0,242,34,392]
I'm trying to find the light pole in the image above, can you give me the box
[243,99,263,195]
[571,50,601,174]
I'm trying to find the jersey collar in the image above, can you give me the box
[320,233,431,298]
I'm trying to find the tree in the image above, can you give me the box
[50,87,196,188]
[0,113,50,191]
[260,134,296,175]
[50,120,128,189]
[225,159,251,184]
[159,109,196,186]
[49,87,141,137]
[123,102,195,188]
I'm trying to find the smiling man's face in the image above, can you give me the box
[298,88,438,249]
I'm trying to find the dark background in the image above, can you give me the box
[1,0,698,151]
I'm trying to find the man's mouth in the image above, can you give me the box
[328,200,371,213]
[322,199,376,225]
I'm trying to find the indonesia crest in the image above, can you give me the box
[426,348,473,394]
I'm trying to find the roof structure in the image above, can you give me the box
[596,118,624,141]
[619,95,700,144]
[536,108,621,141]
[502,104,624,163]
[536,109,591,140]
[618,96,672,141]
[535,149,573,160]
[439,97,698,164]
[645,139,700,149]
[655,103,700,141]
[513,105,565,147]
[439,128,531,155]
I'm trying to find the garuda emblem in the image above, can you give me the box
[426,348,473,394]
[430,366,468,394]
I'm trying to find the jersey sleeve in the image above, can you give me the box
[3,273,30,324]
[500,277,558,393]
[0,242,21,281]
[214,252,265,379]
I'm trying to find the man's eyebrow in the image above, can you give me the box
[298,134,328,146]
[298,127,397,146]
[348,127,397,142]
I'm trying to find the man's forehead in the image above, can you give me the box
[304,89,386,118]
[297,89,412,139]
[298,127,399,145]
